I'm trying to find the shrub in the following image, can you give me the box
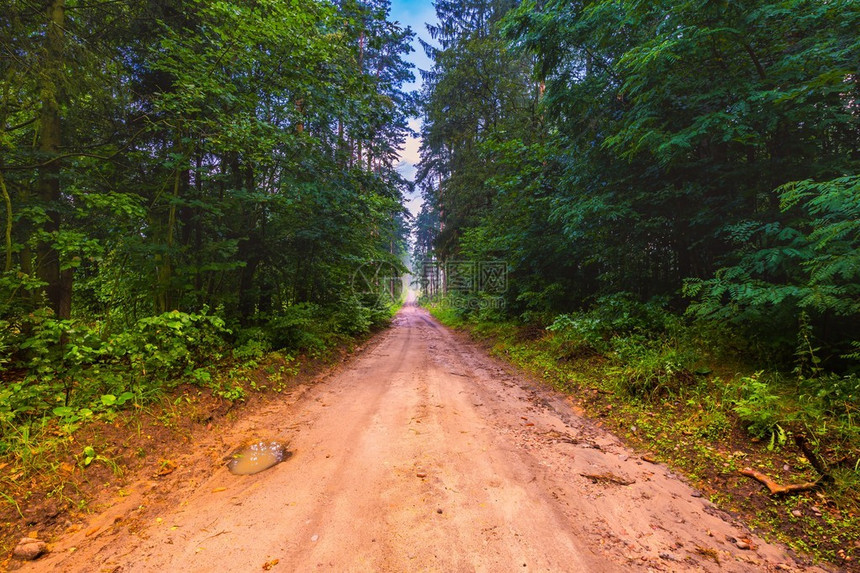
[733,372,794,443]
[256,304,327,352]
[608,337,697,399]
[106,309,230,382]
[331,296,376,336]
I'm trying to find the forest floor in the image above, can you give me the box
[4,305,833,572]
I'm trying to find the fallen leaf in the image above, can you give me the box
[27,531,39,539]
[212,487,227,493]
[262,558,280,570]
[85,527,99,537]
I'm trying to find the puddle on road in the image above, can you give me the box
[227,440,292,475]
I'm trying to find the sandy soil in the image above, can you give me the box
[16,305,825,572]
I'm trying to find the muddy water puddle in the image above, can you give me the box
[227,440,292,475]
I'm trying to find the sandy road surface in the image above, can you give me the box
[21,305,821,572]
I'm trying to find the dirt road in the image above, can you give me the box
[22,305,820,572]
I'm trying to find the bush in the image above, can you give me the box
[608,337,697,398]
[232,327,272,363]
[546,314,607,356]
[331,297,376,336]
[732,372,796,449]
[546,293,687,361]
[0,308,231,432]
[106,309,230,382]
[549,293,679,340]
[256,304,328,352]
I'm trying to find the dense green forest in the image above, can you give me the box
[417,0,858,367]
[1,0,413,430]
[416,0,859,371]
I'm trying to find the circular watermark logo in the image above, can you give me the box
[351,260,403,307]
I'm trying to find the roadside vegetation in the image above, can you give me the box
[0,306,396,552]
[0,301,401,557]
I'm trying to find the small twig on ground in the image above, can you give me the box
[694,545,721,565]
[580,472,635,486]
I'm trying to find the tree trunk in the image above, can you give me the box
[36,0,72,318]
[155,150,186,313]
[0,172,12,272]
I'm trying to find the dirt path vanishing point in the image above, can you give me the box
[19,305,826,572]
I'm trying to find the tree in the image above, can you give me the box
[420,0,859,363]
[1,0,415,336]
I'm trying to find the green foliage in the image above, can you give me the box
[79,444,120,474]
[685,176,860,365]
[732,369,860,451]
[1,0,414,321]
[608,337,697,399]
[258,305,330,354]
[232,336,270,364]
[418,0,859,373]
[0,309,228,443]
[100,392,134,408]
[18,310,103,390]
[106,310,229,383]
[546,294,682,356]
[733,373,792,440]
[331,296,395,336]
[0,0,413,461]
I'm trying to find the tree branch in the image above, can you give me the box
[3,117,39,132]
[1,152,113,171]
[740,468,820,496]
[742,42,767,80]
[795,434,829,478]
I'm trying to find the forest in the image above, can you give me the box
[416,0,858,368]
[1,0,859,566]
[1,0,413,429]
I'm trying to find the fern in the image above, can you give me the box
[686,176,860,365]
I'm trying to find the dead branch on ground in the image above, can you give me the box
[739,468,820,496]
